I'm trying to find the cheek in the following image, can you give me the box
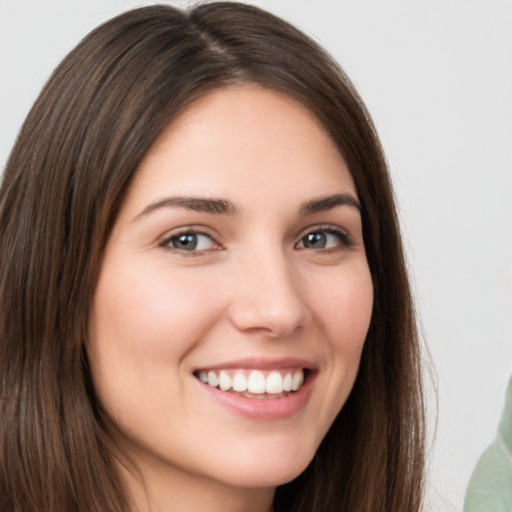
[312,263,374,353]
[297,261,373,442]
[309,261,373,407]
[90,262,223,359]
[86,261,229,420]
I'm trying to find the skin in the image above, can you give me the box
[87,86,374,512]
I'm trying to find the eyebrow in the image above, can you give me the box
[299,193,361,215]
[133,192,361,222]
[134,196,240,221]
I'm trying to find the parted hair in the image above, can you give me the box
[0,3,425,511]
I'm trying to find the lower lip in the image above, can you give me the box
[196,374,315,421]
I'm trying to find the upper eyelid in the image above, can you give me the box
[297,224,350,238]
[160,225,218,238]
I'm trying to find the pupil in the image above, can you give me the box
[305,232,326,248]
[173,234,197,250]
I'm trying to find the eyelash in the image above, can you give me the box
[159,225,353,256]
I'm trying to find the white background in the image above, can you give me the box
[1,1,511,510]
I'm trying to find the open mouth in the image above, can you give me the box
[194,368,308,398]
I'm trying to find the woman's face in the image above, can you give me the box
[88,86,373,502]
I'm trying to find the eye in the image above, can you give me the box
[296,228,351,251]
[165,231,218,252]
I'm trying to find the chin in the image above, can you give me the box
[207,442,315,489]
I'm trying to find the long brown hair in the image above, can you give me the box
[0,3,425,511]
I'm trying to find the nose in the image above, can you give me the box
[228,250,312,338]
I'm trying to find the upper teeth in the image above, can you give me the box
[197,369,304,394]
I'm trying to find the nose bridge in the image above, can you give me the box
[229,241,311,336]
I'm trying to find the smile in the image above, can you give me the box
[195,368,305,397]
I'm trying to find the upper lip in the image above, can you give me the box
[193,357,316,372]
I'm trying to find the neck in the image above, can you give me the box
[118,456,276,512]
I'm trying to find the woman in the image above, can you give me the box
[0,3,425,511]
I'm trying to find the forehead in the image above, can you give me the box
[124,86,356,211]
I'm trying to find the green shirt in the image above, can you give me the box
[464,376,512,512]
